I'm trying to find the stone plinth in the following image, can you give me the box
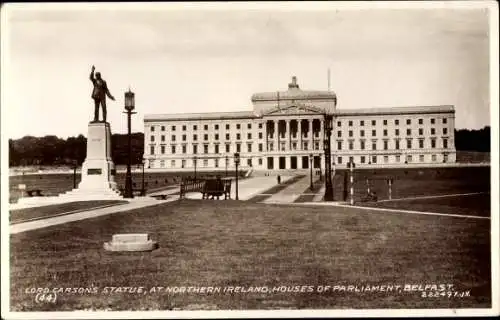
[103,233,158,252]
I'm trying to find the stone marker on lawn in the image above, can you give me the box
[104,233,158,252]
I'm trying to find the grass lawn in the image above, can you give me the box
[360,193,490,217]
[10,200,490,311]
[9,201,128,224]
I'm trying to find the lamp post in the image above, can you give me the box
[309,153,313,191]
[234,152,240,200]
[193,155,197,181]
[225,155,228,177]
[123,89,136,198]
[72,159,78,189]
[323,113,334,201]
[141,158,146,196]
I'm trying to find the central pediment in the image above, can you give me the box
[262,103,326,116]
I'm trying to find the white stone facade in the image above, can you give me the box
[144,77,456,171]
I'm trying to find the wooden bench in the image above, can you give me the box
[202,178,231,200]
[26,189,43,197]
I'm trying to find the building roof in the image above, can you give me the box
[144,111,256,122]
[335,105,455,116]
[251,76,337,102]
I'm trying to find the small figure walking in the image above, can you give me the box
[277,175,281,184]
[90,65,115,122]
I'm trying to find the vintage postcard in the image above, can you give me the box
[1,1,498,319]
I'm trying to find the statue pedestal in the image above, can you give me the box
[16,122,123,208]
[65,121,122,198]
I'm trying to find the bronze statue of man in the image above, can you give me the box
[90,65,115,122]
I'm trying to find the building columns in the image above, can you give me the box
[286,119,291,151]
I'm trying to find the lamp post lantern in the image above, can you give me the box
[123,89,136,198]
[234,152,240,200]
[323,113,334,201]
[309,153,313,191]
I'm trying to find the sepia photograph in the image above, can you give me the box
[1,1,498,319]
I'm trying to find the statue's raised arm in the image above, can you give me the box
[90,65,95,82]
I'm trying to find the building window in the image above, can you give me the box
[258,158,263,165]
[193,145,198,154]
[160,126,165,132]
[171,145,176,154]
[171,135,176,141]
[383,129,387,136]
[406,119,411,125]
[161,145,165,154]
[247,143,252,152]
[406,139,412,149]
[303,142,308,150]
[384,155,389,163]
[259,132,263,139]
[182,134,186,141]
[372,141,377,150]
[337,121,341,127]
[431,139,436,148]
[443,128,448,135]
[215,124,219,130]
[383,120,388,125]
[225,133,230,140]
[384,140,388,150]
[360,140,365,150]
[247,133,252,140]
[429,154,436,162]
[431,118,435,124]
[269,142,274,151]
[395,119,399,125]
[226,124,230,130]
[215,134,219,140]
[406,129,411,136]
[172,125,176,131]
[247,158,252,166]
[419,155,424,162]
[203,159,208,167]
[292,142,296,150]
[259,143,263,152]
[193,134,197,141]
[214,158,219,168]
[360,120,364,126]
[236,124,241,130]
[169,160,174,167]
[181,160,186,168]
[443,138,448,149]
[395,140,400,150]
[337,157,342,164]
[182,145,187,154]
[395,129,400,136]
[160,160,165,168]
[215,144,219,154]
[407,155,412,163]
[372,156,377,164]
[337,141,342,150]
[348,121,353,126]
[151,136,155,142]
[236,133,241,140]
[372,130,376,137]
[372,120,376,126]
[259,123,263,129]
[443,118,447,124]
[349,130,353,137]
[349,156,354,164]
[193,125,197,131]
[443,153,449,162]
[204,124,208,130]
[204,145,208,154]
[349,141,353,150]
[360,130,365,137]
[419,128,423,135]
[431,128,435,135]
[182,125,186,131]
[338,131,342,138]
[204,134,208,141]
[419,139,424,148]
[247,123,252,129]
[396,155,400,162]
[236,143,241,152]
[280,142,286,151]
[314,141,320,150]
[226,144,230,153]
[418,119,423,125]
[360,156,366,164]
[151,126,156,132]
[161,135,165,142]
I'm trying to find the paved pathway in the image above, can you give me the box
[262,176,312,204]
[10,197,175,234]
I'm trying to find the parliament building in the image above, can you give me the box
[143,77,456,171]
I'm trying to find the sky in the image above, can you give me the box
[1,2,494,139]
